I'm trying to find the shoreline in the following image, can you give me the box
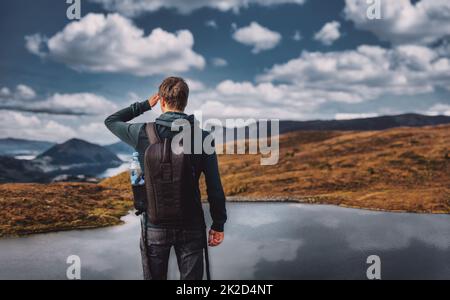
[225,196,450,215]
[1,196,448,240]
[0,209,138,239]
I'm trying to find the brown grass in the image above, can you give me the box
[211,124,450,213]
[0,182,132,237]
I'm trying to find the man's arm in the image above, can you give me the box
[203,148,227,234]
[104,100,153,148]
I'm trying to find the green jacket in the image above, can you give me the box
[104,100,227,232]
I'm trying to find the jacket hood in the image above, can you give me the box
[155,112,196,130]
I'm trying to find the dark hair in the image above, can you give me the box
[158,77,189,111]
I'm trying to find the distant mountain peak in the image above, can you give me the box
[36,138,122,165]
[64,138,94,145]
[66,137,83,142]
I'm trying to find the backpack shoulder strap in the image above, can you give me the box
[145,122,161,145]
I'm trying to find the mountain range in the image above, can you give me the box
[220,113,450,142]
[0,139,123,183]
[276,113,450,133]
[1,113,449,183]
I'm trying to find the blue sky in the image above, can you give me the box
[0,0,449,143]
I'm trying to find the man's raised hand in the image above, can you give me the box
[148,94,160,108]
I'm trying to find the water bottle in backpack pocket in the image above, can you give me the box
[130,152,147,215]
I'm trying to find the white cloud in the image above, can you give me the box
[90,0,306,16]
[186,43,450,119]
[292,30,302,41]
[24,34,47,58]
[37,93,118,115]
[0,85,127,144]
[0,84,37,101]
[189,80,322,119]
[232,22,282,54]
[0,84,117,115]
[193,98,305,120]
[0,111,122,144]
[0,111,77,142]
[78,122,117,144]
[0,87,11,97]
[335,113,378,120]
[314,21,341,46]
[25,13,205,76]
[344,0,450,45]
[211,57,228,67]
[205,19,217,29]
[426,104,450,116]
[258,44,450,103]
[185,78,205,92]
[16,84,37,100]
[126,92,141,103]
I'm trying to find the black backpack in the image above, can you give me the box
[143,122,191,224]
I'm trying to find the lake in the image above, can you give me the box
[0,203,449,280]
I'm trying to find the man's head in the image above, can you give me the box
[158,77,189,112]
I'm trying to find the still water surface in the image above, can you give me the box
[0,203,449,280]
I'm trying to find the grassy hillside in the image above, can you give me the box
[103,124,450,213]
[1,124,448,237]
[215,124,449,213]
[0,182,132,237]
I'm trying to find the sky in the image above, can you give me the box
[0,0,449,144]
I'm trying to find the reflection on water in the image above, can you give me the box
[0,203,449,280]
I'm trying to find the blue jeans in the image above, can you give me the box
[140,222,206,280]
